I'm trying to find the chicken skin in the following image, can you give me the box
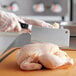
[16,43,73,70]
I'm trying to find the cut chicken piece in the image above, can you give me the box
[16,43,74,70]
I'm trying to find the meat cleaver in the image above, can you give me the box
[0,32,31,62]
[31,26,70,47]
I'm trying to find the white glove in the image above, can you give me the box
[20,17,59,29]
[0,11,59,32]
[0,11,22,32]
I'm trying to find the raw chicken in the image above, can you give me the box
[16,43,73,70]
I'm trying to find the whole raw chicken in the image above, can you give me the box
[17,43,73,70]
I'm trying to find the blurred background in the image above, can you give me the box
[0,0,70,22]
[0,0,76,48]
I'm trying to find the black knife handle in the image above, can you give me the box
[19,22,28,29]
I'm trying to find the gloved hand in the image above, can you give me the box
[0,11,22,32]
[17,43,73,70]
[20,17,59,29]
[0,11,59,32]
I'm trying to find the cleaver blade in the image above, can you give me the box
[31,26,70,47]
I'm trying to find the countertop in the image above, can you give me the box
[0,49,76,76]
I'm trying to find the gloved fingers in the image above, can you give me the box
[1,24,21,32]
[9,15,22,32]
[0,11,22,32]
[21,29,31,33]
[6,26,21,32]
[52,23,59,29]
[1,19,21,32]
[13,24,22,32]
[20,17,54,28]
[0,24,11,32]
[20,60,42,70]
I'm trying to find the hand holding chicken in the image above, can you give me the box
[17,43,73,70]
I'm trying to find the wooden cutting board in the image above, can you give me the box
[0,49,76,76]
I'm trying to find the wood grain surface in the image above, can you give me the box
[0,49,76,76]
